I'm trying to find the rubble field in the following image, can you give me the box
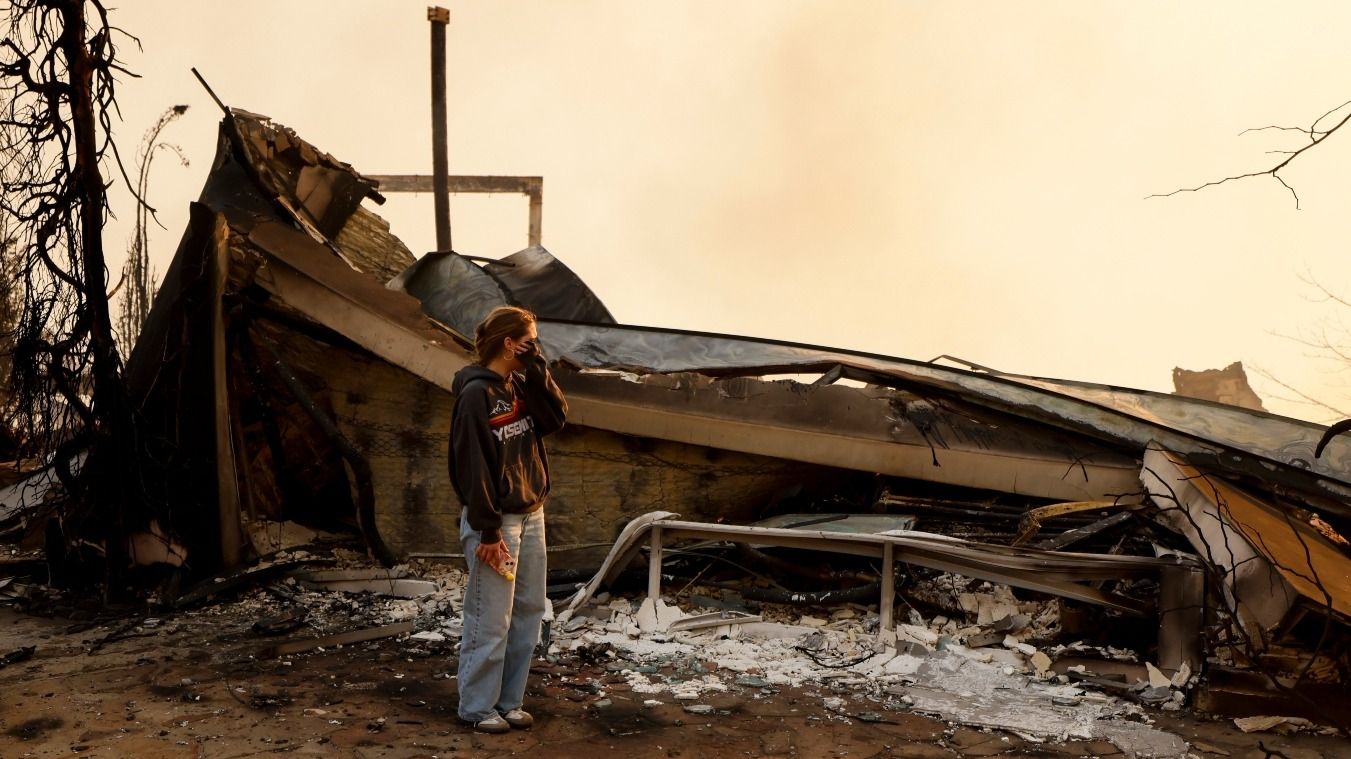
[2,558,1346,759]
[4,107,1351,759]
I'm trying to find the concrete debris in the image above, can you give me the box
[1170,661,1192,689]
[1233,715,1314,734]
[1029,651,1053,677]
[1147,662,1173,689]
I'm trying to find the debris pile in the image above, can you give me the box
[1,103,1350,750]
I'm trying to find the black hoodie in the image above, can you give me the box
[448,357,568,545]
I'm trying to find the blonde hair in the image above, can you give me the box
[473,306,537,365]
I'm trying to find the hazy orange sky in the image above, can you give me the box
[102,1,1351,422]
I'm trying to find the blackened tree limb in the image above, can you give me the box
[1149,99,1351,209]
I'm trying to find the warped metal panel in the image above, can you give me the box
[388,247,614,336]
[1013,375,1350,491]
[482,246,615,324]
[387,252,506,337]
[556,368,1143,502]
[533,321,1351,504]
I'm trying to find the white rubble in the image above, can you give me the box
[219,556,1187,758]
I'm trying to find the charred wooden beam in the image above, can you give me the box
[261,621,414,658]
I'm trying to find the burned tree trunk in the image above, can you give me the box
[59,0,124,439]
[1,0,147,579]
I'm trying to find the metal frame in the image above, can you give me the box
[572,514,1204,663]
[367,174,543,248]
[642,520,1176,621]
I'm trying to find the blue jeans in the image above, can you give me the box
[457,508,548,723]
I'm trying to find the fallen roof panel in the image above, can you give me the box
[528,320,1351,508]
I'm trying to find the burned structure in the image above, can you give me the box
[3,107,1350,733]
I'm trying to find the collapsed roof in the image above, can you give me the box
[1,109,1307,680]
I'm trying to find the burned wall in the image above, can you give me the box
[266,329,848,565]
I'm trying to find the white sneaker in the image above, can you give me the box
[469,714,511,734]
[502,708,534,729]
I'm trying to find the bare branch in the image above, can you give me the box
[1151,99,1351,208]
[1248,364,1351,419]
[1240,125,1314,136]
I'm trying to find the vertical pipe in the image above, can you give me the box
[879,543,895,640]
[648,526,663,602]
[428,6,452,252]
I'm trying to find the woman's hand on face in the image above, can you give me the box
[514,339,543,368]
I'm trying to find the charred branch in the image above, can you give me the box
[1150,99,1351,209]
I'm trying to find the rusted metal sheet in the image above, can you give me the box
[243,217,468,390]
[1196,666,1351,722]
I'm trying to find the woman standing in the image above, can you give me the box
[448,306,567,733]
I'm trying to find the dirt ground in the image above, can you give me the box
[2,605,1349,759]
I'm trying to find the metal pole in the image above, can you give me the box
[527,183,543,247]
[648,526,663,602]
[879,542,895,640]
[428,6,452,252]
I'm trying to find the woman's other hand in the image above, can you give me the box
[476,539,514,575]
